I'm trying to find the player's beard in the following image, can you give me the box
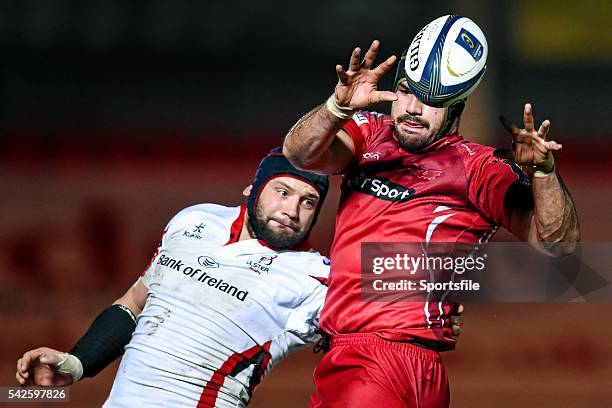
[247,204,309,249]
[393,114,436,151]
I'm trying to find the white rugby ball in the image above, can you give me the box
[405,15,488,107]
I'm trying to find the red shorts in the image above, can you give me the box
[308,333,449,408]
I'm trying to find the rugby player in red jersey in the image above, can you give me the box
[283,39,580,407]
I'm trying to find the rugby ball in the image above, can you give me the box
[404,15,488,107]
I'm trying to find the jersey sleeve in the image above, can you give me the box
[141,231,170,288]
[342,111,385,161]
[140,208,193,288]
[284,256,330,344]
[463,143,532,228]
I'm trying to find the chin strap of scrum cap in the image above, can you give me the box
[438,101,465,137]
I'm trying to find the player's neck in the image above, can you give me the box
[238,215,254,242]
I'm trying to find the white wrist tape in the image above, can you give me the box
[533,170,553,178]
[325,93,355,120]
[532,153,555,177]
[55,353,84,382]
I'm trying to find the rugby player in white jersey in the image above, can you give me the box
[16,147,333,407]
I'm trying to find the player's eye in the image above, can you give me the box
[399,86,411,95]
[302,199,315,210]
[277,189,288,196]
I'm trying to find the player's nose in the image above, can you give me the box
[406,94,423,115]
[282,196,300,220]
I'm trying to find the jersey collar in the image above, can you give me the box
[409,132,463,153]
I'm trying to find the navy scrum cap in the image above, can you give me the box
[247,147,329,220]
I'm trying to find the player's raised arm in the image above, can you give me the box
[498,103,580,256]
[16,279,148,386]
[283,40,397,174]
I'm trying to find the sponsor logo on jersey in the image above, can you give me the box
[352,112,369,126]
[408,165,444,181]
[460,143,475,156]
[198,256,220,268]
[157,254,248,301]
[182,223,207,239]
[157,254,184,271]
[259,255,277,266]
[183,230,203,239]
[345,175,416,203]
[323,257,331,266]
[362,152,381,160]
[247,255,277,274]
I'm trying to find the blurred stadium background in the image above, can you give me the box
[1,0,611,406]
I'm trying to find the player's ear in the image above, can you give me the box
[242,185,253,197]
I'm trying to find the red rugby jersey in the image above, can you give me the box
[319,111,530,350]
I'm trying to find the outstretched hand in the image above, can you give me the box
[16,347,74,387]
[495,103,561,173]
[334,40,398,110]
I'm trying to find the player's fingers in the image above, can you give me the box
[514,132,535,145]
[523,103,535,132]
[19,353,35,372]
[336,65,349,84]
[370,90,398,104]
[450,315,464,326]
[19,365,30,379]
[361,40,380,69]
[457,303,464,314]
[348,47,361,72]
[537,119,551,140]
[526,131,547,147]
[18,368,33,386]
[542,140,562,151]
[39,352,61,366]
[16,369,32,386]
[17,359,30,380]
[498,115,519,136]
[373,54,397,78]
[451,317,463,336]
[493,149,515,161]
[18,349,50,375]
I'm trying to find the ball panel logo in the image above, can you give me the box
[455,28,483,61]
[409,26,427,71]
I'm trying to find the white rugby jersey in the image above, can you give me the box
[103,204,330,408]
